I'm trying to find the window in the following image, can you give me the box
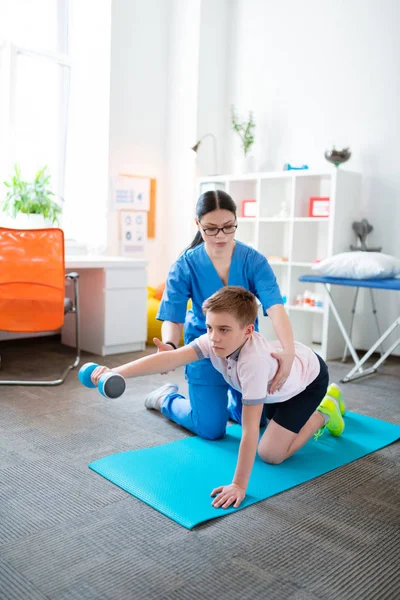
[0,0,70,221]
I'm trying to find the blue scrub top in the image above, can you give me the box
[157,240,283,384]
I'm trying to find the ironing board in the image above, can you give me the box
[299,275,400,383]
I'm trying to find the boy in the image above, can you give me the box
[91,286,345,510]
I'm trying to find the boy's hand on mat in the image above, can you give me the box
[91,366,111,386]
[268,351,294,394]
[153,337,176,375]
[210,483,246,509]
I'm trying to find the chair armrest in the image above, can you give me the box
[65,272,79,280]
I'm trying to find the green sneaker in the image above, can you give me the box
[318,396,345,437]
[327,383,346,416]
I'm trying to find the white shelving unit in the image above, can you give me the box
[198,170,362,360]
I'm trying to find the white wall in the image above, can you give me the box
[225,0,400,353]
[196,0,231,177]
[107,0,170,285]
[165,0,202,266]
[108,0,202,275]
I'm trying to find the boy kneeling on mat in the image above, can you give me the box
[91,286,345,510]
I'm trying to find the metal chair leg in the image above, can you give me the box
[0,274,81,386]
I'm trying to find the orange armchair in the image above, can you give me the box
[0,227,80,385]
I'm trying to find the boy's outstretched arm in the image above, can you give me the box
[211,403,264,509]
[91,345,198,386]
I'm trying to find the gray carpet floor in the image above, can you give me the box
[0,337,399,600]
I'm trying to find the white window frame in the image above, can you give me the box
[0,1,71,208]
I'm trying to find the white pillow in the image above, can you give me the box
[312,252,400,280]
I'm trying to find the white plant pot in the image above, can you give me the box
[8,213,54,229]
[241,155,256,173]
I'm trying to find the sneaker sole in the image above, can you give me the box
[320,397,345,437]
[327,383,346,417]
[144,384,178,410]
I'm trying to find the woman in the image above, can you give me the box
[147,190,295,439]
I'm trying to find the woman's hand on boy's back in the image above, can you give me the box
[210,483,246,509]
[269,350,294,394]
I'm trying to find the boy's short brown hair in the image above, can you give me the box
[202,286,258,327]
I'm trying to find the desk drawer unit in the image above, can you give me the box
[103,266,147,352]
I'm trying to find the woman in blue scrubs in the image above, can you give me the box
[147,190,295,440]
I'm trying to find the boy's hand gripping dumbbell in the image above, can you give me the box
[78,362,126,399]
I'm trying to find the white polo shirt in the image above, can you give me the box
[190,331,320,405]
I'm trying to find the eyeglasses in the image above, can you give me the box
[199,223,238,236]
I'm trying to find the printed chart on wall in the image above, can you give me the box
[114,175,151,211]
[119,210,147,257]
[114,174,156,257]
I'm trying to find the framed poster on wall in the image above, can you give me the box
[116,174,157,239]
[119,210,147,257]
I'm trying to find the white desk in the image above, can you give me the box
[62,255,148,356]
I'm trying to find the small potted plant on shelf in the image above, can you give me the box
[231,105,256,172]
[2,164,62,228]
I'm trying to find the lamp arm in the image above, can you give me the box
[198,133,219,175]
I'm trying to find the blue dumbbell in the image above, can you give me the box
[78,362,126,399]
[283,163,309,171]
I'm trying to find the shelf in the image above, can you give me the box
[239,218,329,223]
[197,170,334,184]
[293,217,330,223]
[287,305,324,314]
[237,216,257,248]
[237,217,329,223]
[290,261,314,268]
[240,217,329,223]
[268,260,290,266]
[250,257,317,268]
[198,169,363,362]
[258,221,291,259]
[259,217,291,223]
[292,218,329,263]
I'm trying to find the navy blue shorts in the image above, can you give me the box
[265,354,329,433]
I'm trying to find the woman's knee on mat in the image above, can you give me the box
[196,420,227,440]
[191,397,228,439]
[191,398,227,439]
[189,383,230,440]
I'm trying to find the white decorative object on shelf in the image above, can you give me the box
[197,169,362,360]
[242,155,256,173]
[273,200,290,219]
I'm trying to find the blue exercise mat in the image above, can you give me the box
[89,412,400,529]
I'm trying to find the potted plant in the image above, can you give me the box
[231,106,256,172]
[2,165,62,228]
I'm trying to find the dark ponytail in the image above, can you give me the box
[188,230,204,249]
[185,190,237,251]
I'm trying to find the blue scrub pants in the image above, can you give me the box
[161,383,266,440]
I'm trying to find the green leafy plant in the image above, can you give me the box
[231,106,255,156]
[2,165,62,225]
